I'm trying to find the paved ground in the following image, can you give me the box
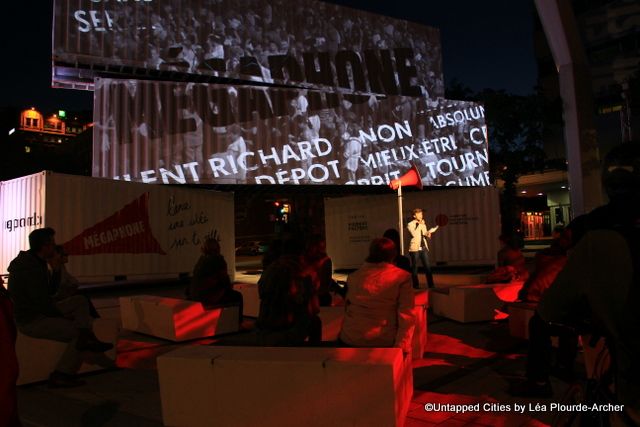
[15,265,584,427]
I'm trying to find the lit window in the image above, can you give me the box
[25,146,31,153]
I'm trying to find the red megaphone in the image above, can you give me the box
[389,163,423,190]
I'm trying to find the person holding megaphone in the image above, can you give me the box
[407,208,438,289]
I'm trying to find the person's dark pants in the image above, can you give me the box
[409,249,434,288]
[527,312,579,383]
[309,315,322,344]
[318,292,332,307]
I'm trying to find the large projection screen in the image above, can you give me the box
[93,78,490,187]
[53,0,443,97]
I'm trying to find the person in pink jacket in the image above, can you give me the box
[339,238,415,354]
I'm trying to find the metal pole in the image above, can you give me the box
[397,183,404,255]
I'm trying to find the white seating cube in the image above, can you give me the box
[16,318,119,385]
[430,281,523,323]
[234,283,260,318]
[158,346,413,427]
[119,295,239,342]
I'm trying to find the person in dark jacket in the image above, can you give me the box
[48,245,100,318]
[7,228,113,388]
[187,238,243,324]
[257,236,320,345]
[303,235,335,307]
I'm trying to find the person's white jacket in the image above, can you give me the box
[339,262,415,353]
[407,219,429,252]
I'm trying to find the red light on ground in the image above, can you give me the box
[427,333,495,359]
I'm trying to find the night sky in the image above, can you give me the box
[1,0,538,113]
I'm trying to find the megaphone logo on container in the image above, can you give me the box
[62,192,166,255]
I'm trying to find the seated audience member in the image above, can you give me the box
[339,238,415,354]
[304,235,335,307]
[382,228,411,273]
[7,228,113,388]
[257,236,320,345]
[518,227,572,302]
[512,143,640,423]
[0,282,20,426]
[514,226,576,384]
[486,234,529,283]
[48,245,99,318]
[187,238,243,323]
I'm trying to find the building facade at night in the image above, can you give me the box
[1,107,93,181]
[513,0,640,239]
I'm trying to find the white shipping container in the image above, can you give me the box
[1,171,235,283]
[325,187,500,269]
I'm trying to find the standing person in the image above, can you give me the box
[172,84,203,175]
[226,125,247,183]
[339,238,415,354]
[343,136,362,183]
[7,228,113,388]
[187,238,243,325]
[407,208,438,288]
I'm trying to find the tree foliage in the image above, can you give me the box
[446,81,561,234]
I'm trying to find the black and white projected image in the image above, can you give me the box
[54,0,444,97]
[93,79,490,187]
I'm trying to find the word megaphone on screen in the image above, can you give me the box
[389,163,423,190]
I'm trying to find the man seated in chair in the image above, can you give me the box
[7,227,113,388]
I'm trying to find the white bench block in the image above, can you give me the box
[158,346,413,427]
[507,302,537,339]
[16,318,119,385]
[433,273,489,288]
[119,295,239,342]
[430,281,523,323]
[234,283,259,318]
